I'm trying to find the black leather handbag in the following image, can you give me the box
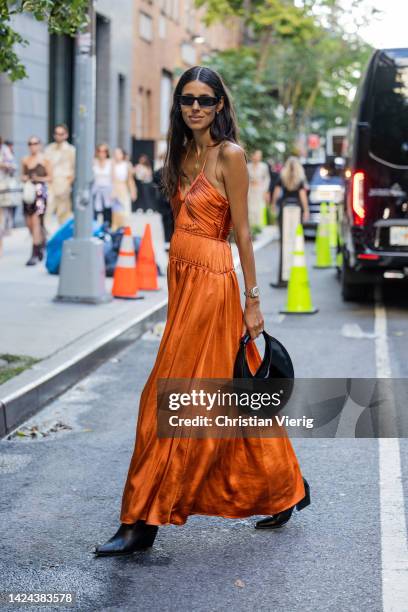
[233,330,295,415]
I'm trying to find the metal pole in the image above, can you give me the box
[56,0,110,303]
[72,4,95,240]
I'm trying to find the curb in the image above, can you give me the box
[0,299,168,439]
[0,226,278,439]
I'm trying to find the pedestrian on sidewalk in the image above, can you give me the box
[91,143,113,228]
[111,147,137,231]
[133,154,153,183]
[94,65,310,557]
[133,154,155,211]
[266,157,280,220]
[2,140,19,231]
[247,149,270,227]
[152,150,174,244]
[0,138,16,256]
[44,124,75,231]
[0,136,12,256]
[21,137,52,266]
[270,156,310,223]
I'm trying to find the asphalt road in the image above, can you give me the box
[1,237,407,612]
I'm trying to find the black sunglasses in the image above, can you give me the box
[28,140,40,145]
[178,95,220,108]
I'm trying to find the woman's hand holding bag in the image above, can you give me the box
[233,330,295,416]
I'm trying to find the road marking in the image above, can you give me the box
[379,438,408,612]
[341,322,376,339]
[374,285,408,612]
[374,287,392,379]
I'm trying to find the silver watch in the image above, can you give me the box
[244,285,260,298]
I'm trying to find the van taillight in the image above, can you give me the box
[352,171,365,225]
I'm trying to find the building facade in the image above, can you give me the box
[0,0,134,165]
[0,1,241,171]
[0,14,50,163]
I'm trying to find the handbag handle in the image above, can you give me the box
[234,330,294,379]
[237,331,273,378]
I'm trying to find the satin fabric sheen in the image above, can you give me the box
[120,157,306,526]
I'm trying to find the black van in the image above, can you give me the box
[340,48,408,300]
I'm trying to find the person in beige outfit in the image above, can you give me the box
[111,148,137,231]
[247,149,270,227]
[44,124,75,228]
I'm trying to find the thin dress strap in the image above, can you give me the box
[187,141,210,174]
[178,142,210,190]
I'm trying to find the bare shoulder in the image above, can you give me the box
[220,141,246,164]
[219,142,248,186]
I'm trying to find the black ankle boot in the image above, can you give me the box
[255,477,311,530]
[296,477,311,511]
[93,520,158,557]
[26,244,41,266]
[37,242,45,262]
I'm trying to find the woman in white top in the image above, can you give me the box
[133,154,153,183]
[247,149,271,227]
[111,148,137,231]
[91,143,113,226]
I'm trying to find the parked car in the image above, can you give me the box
[302,161,345,237]
[340,47,408,300]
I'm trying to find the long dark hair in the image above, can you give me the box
[162,66,240,200]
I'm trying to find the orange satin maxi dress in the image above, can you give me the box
[120,146,306,526]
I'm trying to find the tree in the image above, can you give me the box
[202,48,285,154]
[0,0,89,81]
[196,0,375,155]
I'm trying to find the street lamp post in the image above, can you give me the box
[56,1,110,304]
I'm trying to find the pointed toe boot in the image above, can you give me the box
[255,477,311,530]
[93,520,158,557]
[255,507,294,529]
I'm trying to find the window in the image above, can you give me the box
[95,15,111,144]
[136,87,144,138]
[159,15,166,39]
[117,74,126,148]
[139,12,153,42]
[48,34,75,139]
[184,0,195,33]
[146,89,152,137]
[370,52,408,166]
[181,42,197,66]
[160,71,172,136]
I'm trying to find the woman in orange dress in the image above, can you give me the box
[93,66,310,557]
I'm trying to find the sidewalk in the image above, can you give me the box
[0,223,278,437]
[0,226,168,360]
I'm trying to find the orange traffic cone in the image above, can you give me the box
[112,226,141,299]
[136,223,159,290]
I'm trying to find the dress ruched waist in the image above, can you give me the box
[169,228,235,275]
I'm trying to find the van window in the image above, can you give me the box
[370,52,408,167]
